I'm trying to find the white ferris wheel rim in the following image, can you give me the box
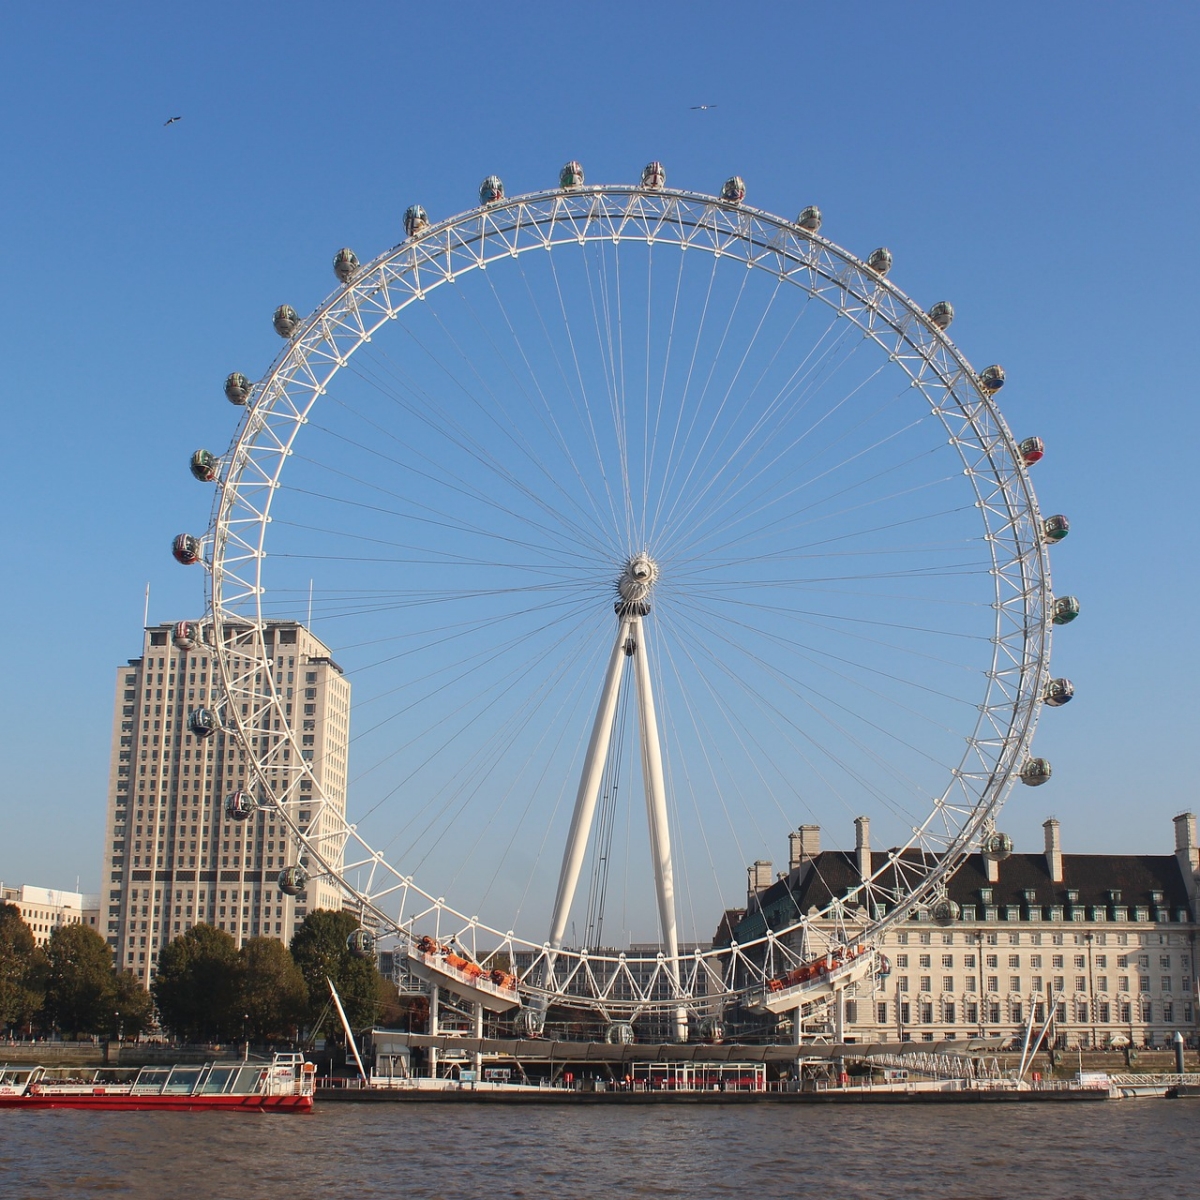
[199,182,1055,1013]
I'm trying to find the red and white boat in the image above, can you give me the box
[0,1052,315,1112]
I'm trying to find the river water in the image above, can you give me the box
[1,1100,1196,1199]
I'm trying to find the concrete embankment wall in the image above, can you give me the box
[0,1042,243,1067]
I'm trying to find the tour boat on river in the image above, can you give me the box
[0,1052,315,1111]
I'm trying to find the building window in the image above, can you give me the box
[877,1002,888,1023]
[920,1003,933,1024]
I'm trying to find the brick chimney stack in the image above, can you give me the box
[854,816,871,884]
[1174,812,1199,903]
[1043,817,1063,884]
[789,825,821,873]
[747,860,773,908]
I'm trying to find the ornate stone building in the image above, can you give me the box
[722,813,1199,1048]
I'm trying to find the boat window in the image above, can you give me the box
[163,1067,203,1094]
[233,1065,266,1093]
[200,1066,238,1093]
[131,1067,172,1093]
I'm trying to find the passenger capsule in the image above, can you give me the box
[1043,514,1070,542]
[404,204,429,238]
[188,707,217,739]
[721,176,746,203]
[605,1021,636,1045]
[797,205,822,232]
[479,175,505,205]
[866,247,893,276]
[932,898,961,926]
[278,865,308,896]
[224,790,256,822]
[346,928,375,959]
[172,620,198,650]
[1044,678,1075,707]
[1019,758,1053,786]
[273,305,300,339]
[559,160,585,189]
[984,831,1014,860]
[332,248,359,283]
[172,534,202,565]
[1019,436,1045,465]
[1051,595,1081,625]
[876,954,892,977]
[641,161,666,189]
[928,301,954,330]
[224,372,252,405]
[189,449,218,483]
[979,364,1006,393]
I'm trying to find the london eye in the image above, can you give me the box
[175,162,1076,1038]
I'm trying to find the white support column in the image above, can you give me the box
[473,1002,483,1080]
[631,615,686,1041]
[546,615,634,955]
[428,985,439,1079]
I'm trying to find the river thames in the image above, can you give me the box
[1,1101,1197,1199]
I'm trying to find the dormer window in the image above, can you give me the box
[1151,891,1165,904]
[979,888,993,904]
[1066,890,1080,903]
[1109,889,1122,904]
[1024,889,1038,902]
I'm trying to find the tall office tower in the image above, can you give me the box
[101,620,351,985]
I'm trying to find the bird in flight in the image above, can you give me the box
[164,116,182,126]
[690,104,717,110]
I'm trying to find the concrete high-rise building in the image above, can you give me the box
[101,620,350,985]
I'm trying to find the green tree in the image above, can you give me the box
[111,970,154,1040]
[41,924,116,1037]
[153,924,241,1042]
[290,909,389,1036]
[239,937,308,1042]
[0,903,42,1034]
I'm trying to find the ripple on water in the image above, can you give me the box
[0,1101,1197,1200]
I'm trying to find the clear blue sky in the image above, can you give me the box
[1,2,1196,897]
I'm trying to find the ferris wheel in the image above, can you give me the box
[176,162,1078,1037]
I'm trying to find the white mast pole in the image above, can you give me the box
[631,613,686,1041]
[546,614,633,953]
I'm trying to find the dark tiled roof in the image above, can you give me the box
[726,850,1192,944]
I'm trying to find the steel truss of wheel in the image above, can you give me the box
[195,183,1056,1023]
